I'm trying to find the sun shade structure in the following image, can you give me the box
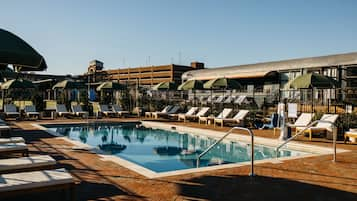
[0,28,47,71]
[1,79,35,90]
[152,81,177,90]
[177,80,204,91]
[52,80,85,90]
[96,81,124,91]
[289,73,336,89]
[203,78,242,89]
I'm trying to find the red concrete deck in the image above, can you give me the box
[2,118,357,201]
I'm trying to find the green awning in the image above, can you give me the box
[203,78,242,89]
[289,73,337,89]
[96,81,125,91]
[178,80,204,91]
[1,79,35,90]
[0,28,47,71]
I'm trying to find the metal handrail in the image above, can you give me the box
[275,120,337,162]
[196,127,255,176]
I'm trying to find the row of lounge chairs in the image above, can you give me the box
[2,103,130,120]
[195,95,252,105]
[0,120,75,199]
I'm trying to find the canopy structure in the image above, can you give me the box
[203,78,241,89]
[96,81,124,91]
[0,28,47,72]
[1,79,35,90]
[178,80,204,91]
[52,80,85,90]
[152,81,177,91]
[289,73,337,89]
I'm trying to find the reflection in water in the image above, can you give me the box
[47,123,306,172]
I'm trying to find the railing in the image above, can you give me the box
[275,120,337,162]
[196,127,255,176]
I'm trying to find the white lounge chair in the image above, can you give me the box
[152,105,180,119]
[224,96,236,104]
[289,113,315,134]
[0,155,56,173]
[112,105,130,117]
[71,105,88,118]
[177,107,199,121]
[0,143,28,156]
[0,137,25,144]
[180,107,210,122]
[99,104,116,117]
[145,105,172,118]
[56,104,71,117]
[0,168,75,200]
[214,110,249,127]
[24,105,39,120]
[4,104,20,120]
[303,114,339,141]
[199,108,233,125]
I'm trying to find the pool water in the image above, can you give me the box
[44,123,307,173]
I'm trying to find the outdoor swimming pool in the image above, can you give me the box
[43,123,308,173]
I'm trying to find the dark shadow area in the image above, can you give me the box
[2,181,133,201]
[178,175,357,201]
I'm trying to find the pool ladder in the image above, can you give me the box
[275,120,337,162]
[196,127,255,177]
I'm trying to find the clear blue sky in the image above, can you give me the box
[1,0,357,75]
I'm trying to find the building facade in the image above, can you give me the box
[182,52,357,105]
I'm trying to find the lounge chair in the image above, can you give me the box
[4,104,20,120]
[214,95,226,103]
[152,105,180,119]
[214,109,249,127]
[0,143,28,156]
[0,155,56,173]
[56,104,71,117]
[0,168,75,200]
[176,107,199,121]
[145,105,172,118]
[71,105,88,118]
[289,113,315,134]
[302,114,339,141]
[112,105,130,117]
[224,96,236,104]
[24,105,40,120]
[99,104,116,117]
[199,108,233,125]
[179,107,210,122]
[0,137,25,144]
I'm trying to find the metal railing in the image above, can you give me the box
[275,120,337,162]
[196,127,255,176]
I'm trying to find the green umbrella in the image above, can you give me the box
[1,79,35,90]
[178,80,204,91]
[152,81,177,91]
[203,78,241,89]
[289,73,336,112]
[52,80,85,90]
[0,28,47,71]
[96,81,124,91]
[289,73,337,89]
[178,80,204,106]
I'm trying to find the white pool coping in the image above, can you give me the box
[33,121,350,179]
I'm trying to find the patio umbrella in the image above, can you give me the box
[152,81,177,104]
[178,80,204,106]
[289,73,337,112]
[52,80,85,103]
[98,128,127,154]
[96,81,125,91]
[204,78,242,110]
[0,79,35,109]
[0,28,47,72]
[152,81,177,91]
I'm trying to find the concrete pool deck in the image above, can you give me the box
[4,118,357,200]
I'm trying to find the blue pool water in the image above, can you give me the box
[44,123,307,173]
